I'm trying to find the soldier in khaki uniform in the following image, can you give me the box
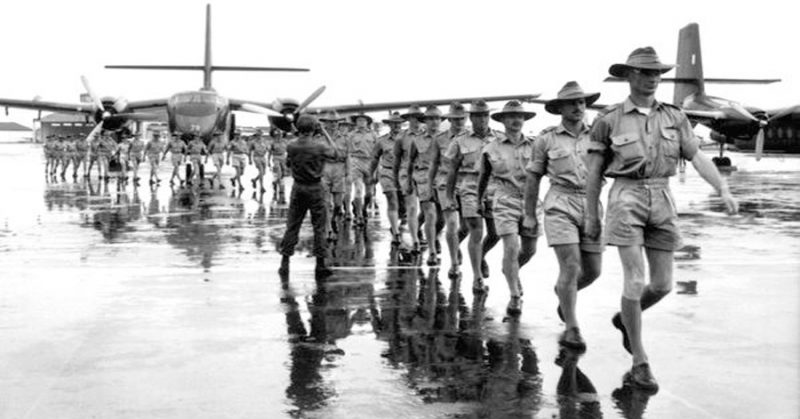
[249,130,270,192]
[186,133,207,186]
[226,131,249,191]
[206,134,227,189]
[348,113,378,226]
[586,47,738,391]
[369,112,404,244]
[430,102,470,278]
[477,100,539,316]
[73,135,90,180]
[163,133,187,186]
[446,100,498,292]
[268,129,289,202]
[394,105,426,252]
[319,112,349,237]
[525,81,604,352]
[144,131,165,186]
[407,106,446,265]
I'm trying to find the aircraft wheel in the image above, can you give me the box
[720,157,731,166]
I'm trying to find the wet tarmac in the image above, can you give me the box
[1,143,798,419]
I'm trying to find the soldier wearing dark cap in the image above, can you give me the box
[431,102,470,278]
[394,105,426,252]
[586,47,738,391]
[525,81,604,352]
[446,99,500,291]
[477,100,539,316]
[278,114,340,276]
[369,111,405,244]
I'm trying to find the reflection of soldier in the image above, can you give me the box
[555,347,601,418]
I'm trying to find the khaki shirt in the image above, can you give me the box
[527,124,598,189]
[482,133,534,198]
[130,139,145,156]
[208,138,226,154]
[269,138,287,159]
[348,128,377,161]
[145,140,164,157]
[187,139,207,156]
[446,128,498,192]
[395,126,425,175]
[411,128,443,175]
[589,98,699,179]
[430,128,467,189]
[250,138,270,157]
[372,132,400,170]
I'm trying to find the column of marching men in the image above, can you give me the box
[40,46,739,393]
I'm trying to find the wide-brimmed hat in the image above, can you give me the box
[350,113,373,125]
[401,104,424,121]
[339,118,355,127]
[319,110,344,122]
[491,100,536,122]
[544,81,601,115]
[421,106,443,120]
[382,111,405,124]
[608,46,675,78]
[468,99,491,115]
[443,102,468,119]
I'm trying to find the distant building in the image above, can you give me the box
[0,121,33,143]
[37,113,96,142]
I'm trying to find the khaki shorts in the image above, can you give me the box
[493,193,539,237]
[543,185,604,253]
[211,153,224,167]
[378,167,397,194]
[189,155,203,165]
[253,155,267,167]
[272,159,288,178]
[232,154,247,169]
[605,178,681,251]
[171,154,183,166]
[413,170,434,202]
[323,162,346,194]
[459,189,481,218]
[435,186,458,211]
[148,155,160,167]
[349,158,371,183]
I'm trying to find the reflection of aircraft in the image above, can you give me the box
[0,4,539,143]
[604,23,800,165]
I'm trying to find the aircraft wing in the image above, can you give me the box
[125,98,170,112]
[307,94,541,114]
[0,98,94,114]
[767,105,800,122]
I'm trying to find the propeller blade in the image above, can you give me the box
[80,75,105,112]
[85,121,104,142]
[754,127,765,161]
[112,97,128,113]
[240,103,281,116]
[295,85,326,115]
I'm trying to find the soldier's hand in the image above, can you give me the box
[586,216,601,241]
[721,190,739,215]
[522,215,538,230]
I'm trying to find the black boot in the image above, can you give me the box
[278,255,290,276]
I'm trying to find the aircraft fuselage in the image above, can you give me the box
[167,90,229,141]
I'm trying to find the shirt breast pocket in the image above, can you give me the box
[610,133,646,169]
[461,142,482,167]
[660,127,680,160]
[488,152,508,175]
[547,148,576,176]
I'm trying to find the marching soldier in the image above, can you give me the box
[206,134,227,189]
[186,133,207,186]
[446,99,499,292]
[524,81,604,352]
[347,113,378,226]
[477,100,539,316]
[226,130,249,190]
[144,131,165,186]
[129,133,145,186]
[394,104,426,252]
[318,112,349,239]
[369,111,405,244]
[268,128,289,202]
[586,47,738,391]
[249,130,270,192]
[163,133,187,186]
[430,102,470,278]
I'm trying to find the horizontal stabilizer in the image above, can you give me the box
[106,65,309,72]
[604,76,780,84]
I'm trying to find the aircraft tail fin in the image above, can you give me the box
[674,23,705,107]
[106,4,308,91]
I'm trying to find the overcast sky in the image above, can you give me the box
[1,0,798,130]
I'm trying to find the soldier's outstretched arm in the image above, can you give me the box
[691,151,738,214]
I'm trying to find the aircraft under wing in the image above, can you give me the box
[230,94,540,115]
[0,98,93,114]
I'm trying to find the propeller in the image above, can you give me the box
[80,75,105,114]
[294,85,326,115]
[730,101,768,161]
[240,103,281,116]
[262,86,327,132]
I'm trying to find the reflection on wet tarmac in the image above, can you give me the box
[1,145,798,418]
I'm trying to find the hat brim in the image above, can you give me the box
[382,118,405,124]
[608,63,674,78]
[400,113,423,121]
[544,92,601,115]
[350,115,373,124]
[319,118,343,122]
[443,113,468,119]
[491,111,536,122]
